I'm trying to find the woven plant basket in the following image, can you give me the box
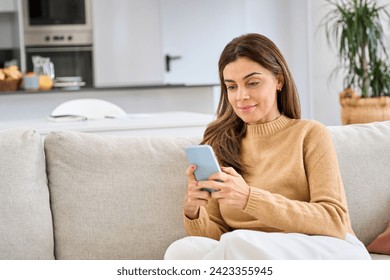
[0,78,22,92]
[339,89,390,125]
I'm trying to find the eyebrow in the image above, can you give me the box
[224,72,262,83]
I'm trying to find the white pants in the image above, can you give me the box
[164,230,371,260]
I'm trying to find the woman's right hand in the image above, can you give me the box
[183,165,212,219]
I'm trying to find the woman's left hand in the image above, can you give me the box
[205,166,250,210]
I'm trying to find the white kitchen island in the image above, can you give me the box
[0,111,215,137]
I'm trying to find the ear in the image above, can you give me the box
[276,74,285,89]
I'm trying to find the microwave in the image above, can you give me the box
[22,0,93,46]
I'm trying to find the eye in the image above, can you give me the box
[247,81,260,87]
[226,84,237,91]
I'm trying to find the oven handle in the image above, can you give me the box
[26,46,93,53]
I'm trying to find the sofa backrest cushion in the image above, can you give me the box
[0,128,54,260]
[44,131,199,259]
[328,121,390,245]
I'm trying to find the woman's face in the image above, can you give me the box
[223,57,283,124]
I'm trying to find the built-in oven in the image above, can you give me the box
[22,0,94,87]
[22,0,92,46]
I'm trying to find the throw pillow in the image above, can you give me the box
[366,222,390,255]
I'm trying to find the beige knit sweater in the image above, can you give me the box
[184,115,354,240]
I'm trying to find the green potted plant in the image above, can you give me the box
[322,0,390,124]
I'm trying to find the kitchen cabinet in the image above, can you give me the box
[92,0,164,87]
[0,0,15,12]
[0,0,24,70]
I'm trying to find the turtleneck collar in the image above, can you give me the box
[245,114,293,136]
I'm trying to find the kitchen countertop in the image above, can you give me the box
[0,111,215,137]
[0,83,219,95]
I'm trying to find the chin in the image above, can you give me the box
[234,109,261,123]
[234,110,264,124]
[239,116,261,124]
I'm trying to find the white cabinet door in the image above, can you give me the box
[160,0,245,85]
[0,0,15,12]
[92,0,163,87]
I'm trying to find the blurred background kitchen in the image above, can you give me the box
[1,0,389,126]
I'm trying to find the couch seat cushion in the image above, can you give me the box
[44,131,199,259]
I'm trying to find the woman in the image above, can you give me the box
[165,33,370,259]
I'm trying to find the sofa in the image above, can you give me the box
[0,120,389,260]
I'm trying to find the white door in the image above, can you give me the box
[160,0,246,85]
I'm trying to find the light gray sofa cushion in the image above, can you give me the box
[44,131,198,259]
[0,128,54,260]
[328,121,390,246]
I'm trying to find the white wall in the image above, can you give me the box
[310,0,344,125]
[244,0,312,120]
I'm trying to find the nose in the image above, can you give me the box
[236,87,249,101]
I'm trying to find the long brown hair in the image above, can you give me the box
[202,33,301,175]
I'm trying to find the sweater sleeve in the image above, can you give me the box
[243,122,350,239]
[184,198,231,240]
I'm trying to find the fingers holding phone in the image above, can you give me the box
[186,165,214,195]
[183,165,212,219]
[185,145,221,193]
[183,145,250,216]
[209,166,250,210]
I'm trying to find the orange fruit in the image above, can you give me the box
[38,75,53,90]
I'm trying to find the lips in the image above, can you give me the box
[237,105,257,112]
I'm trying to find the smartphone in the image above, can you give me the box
[185,145,221,192]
